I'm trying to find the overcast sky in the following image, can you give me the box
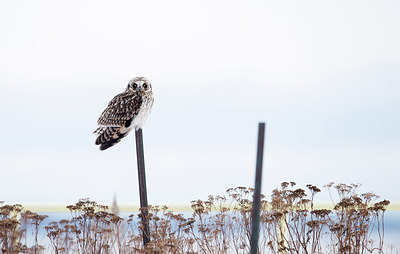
[1,0,399,207]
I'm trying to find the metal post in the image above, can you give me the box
[135,128,150,246]
[250,122,266,254]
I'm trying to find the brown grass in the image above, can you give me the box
[0,182,393,253]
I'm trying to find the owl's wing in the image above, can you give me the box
[97,92,143,127]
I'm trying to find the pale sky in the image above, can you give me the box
[1,0,399,206]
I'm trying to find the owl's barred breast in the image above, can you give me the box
[132,94,154,130]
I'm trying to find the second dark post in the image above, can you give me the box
[250,122,266,254]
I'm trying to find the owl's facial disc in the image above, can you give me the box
[136,81,150,91]
[127,77,151,92]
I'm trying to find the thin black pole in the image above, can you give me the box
[135,128,150,246]
[250,122,266,254]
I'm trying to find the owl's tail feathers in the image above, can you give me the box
[94,126,127,151]
[99,135,127,150]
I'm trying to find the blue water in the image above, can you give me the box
[382,211,400,247]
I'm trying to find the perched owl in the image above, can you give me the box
[93,77,154,150]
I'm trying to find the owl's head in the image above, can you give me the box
[126,77,152,93]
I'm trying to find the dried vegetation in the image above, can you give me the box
[0,183,392,253]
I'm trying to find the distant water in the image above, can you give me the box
[383,211,400,247]
[30,210,400,251]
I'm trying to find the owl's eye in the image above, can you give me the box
[143,83,148,88]
[133,83,138,88]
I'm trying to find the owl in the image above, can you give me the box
[93,77,154,150]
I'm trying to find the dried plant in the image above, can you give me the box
[325,183,390,253]
[0,202,23,253]
[0,202,46,253]
[0,183,394,253]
